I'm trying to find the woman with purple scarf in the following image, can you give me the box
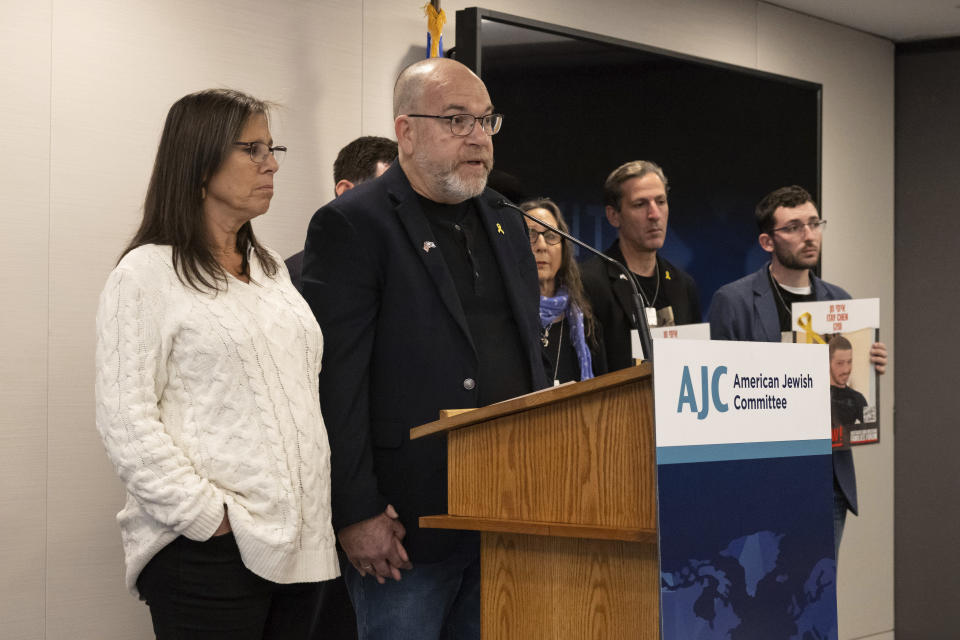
[521,199,607,385]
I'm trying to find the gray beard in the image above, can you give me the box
[437,170,487,201]
[414,150,489,202]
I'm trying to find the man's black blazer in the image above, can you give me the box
[301,163,547,562]
[580,240,701,372]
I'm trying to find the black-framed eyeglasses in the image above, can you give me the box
[769,219,827,236]
[528,229,563,245]
[233,141,287,165]
[405,113,503,136]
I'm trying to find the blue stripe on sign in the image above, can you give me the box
[656,439,831,465]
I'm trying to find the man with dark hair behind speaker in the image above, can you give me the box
[286,136,398,290]
[580,160,702,371]
[708,184,888,557]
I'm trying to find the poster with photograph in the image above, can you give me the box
[792,298,880,450]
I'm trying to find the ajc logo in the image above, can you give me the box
[677,365,728,420]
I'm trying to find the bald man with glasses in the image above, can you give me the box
[300,57,546,640]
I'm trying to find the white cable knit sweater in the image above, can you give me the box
[95,244,339,594]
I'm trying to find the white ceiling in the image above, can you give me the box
[770,0,960,42]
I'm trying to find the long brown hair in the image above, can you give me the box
[122,88,278,290]
[519,198,598,341]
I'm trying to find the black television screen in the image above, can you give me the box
[454,8,821,313]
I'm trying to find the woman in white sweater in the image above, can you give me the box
[95,89,339,639]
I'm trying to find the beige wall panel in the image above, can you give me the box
[258,0,362,257]
[361,0,432,136]
[0,2,51,638]
[43,1,361,637]
[757,4,895,639]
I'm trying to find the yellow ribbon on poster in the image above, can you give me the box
[796,312,826,344]
[425,4,446,59]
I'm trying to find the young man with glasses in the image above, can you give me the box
[581,160,702,372]
[300,57,545,640]
[708,184,887,556]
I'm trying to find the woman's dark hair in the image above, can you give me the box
[519,198,598,342]
[122,88,278,290]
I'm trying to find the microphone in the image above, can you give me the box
[494,198,654,363]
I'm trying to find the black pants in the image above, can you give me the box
[311,574,358,640]
[137,533,322,640]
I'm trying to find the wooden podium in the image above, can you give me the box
[410,364,659,639]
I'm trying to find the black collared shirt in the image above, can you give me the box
[418,195,531,406]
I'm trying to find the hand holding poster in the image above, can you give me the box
[791,298,880,449]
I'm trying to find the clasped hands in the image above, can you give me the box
[338,504,412,583]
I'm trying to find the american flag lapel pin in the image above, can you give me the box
[423,241,436,253]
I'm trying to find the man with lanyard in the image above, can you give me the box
[709,184,887,556]
[581,160,702,371]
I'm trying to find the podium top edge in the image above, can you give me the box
[410,362,652,440]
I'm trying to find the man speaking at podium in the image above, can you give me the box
[301,57,546,639]
[708,185,887,557]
